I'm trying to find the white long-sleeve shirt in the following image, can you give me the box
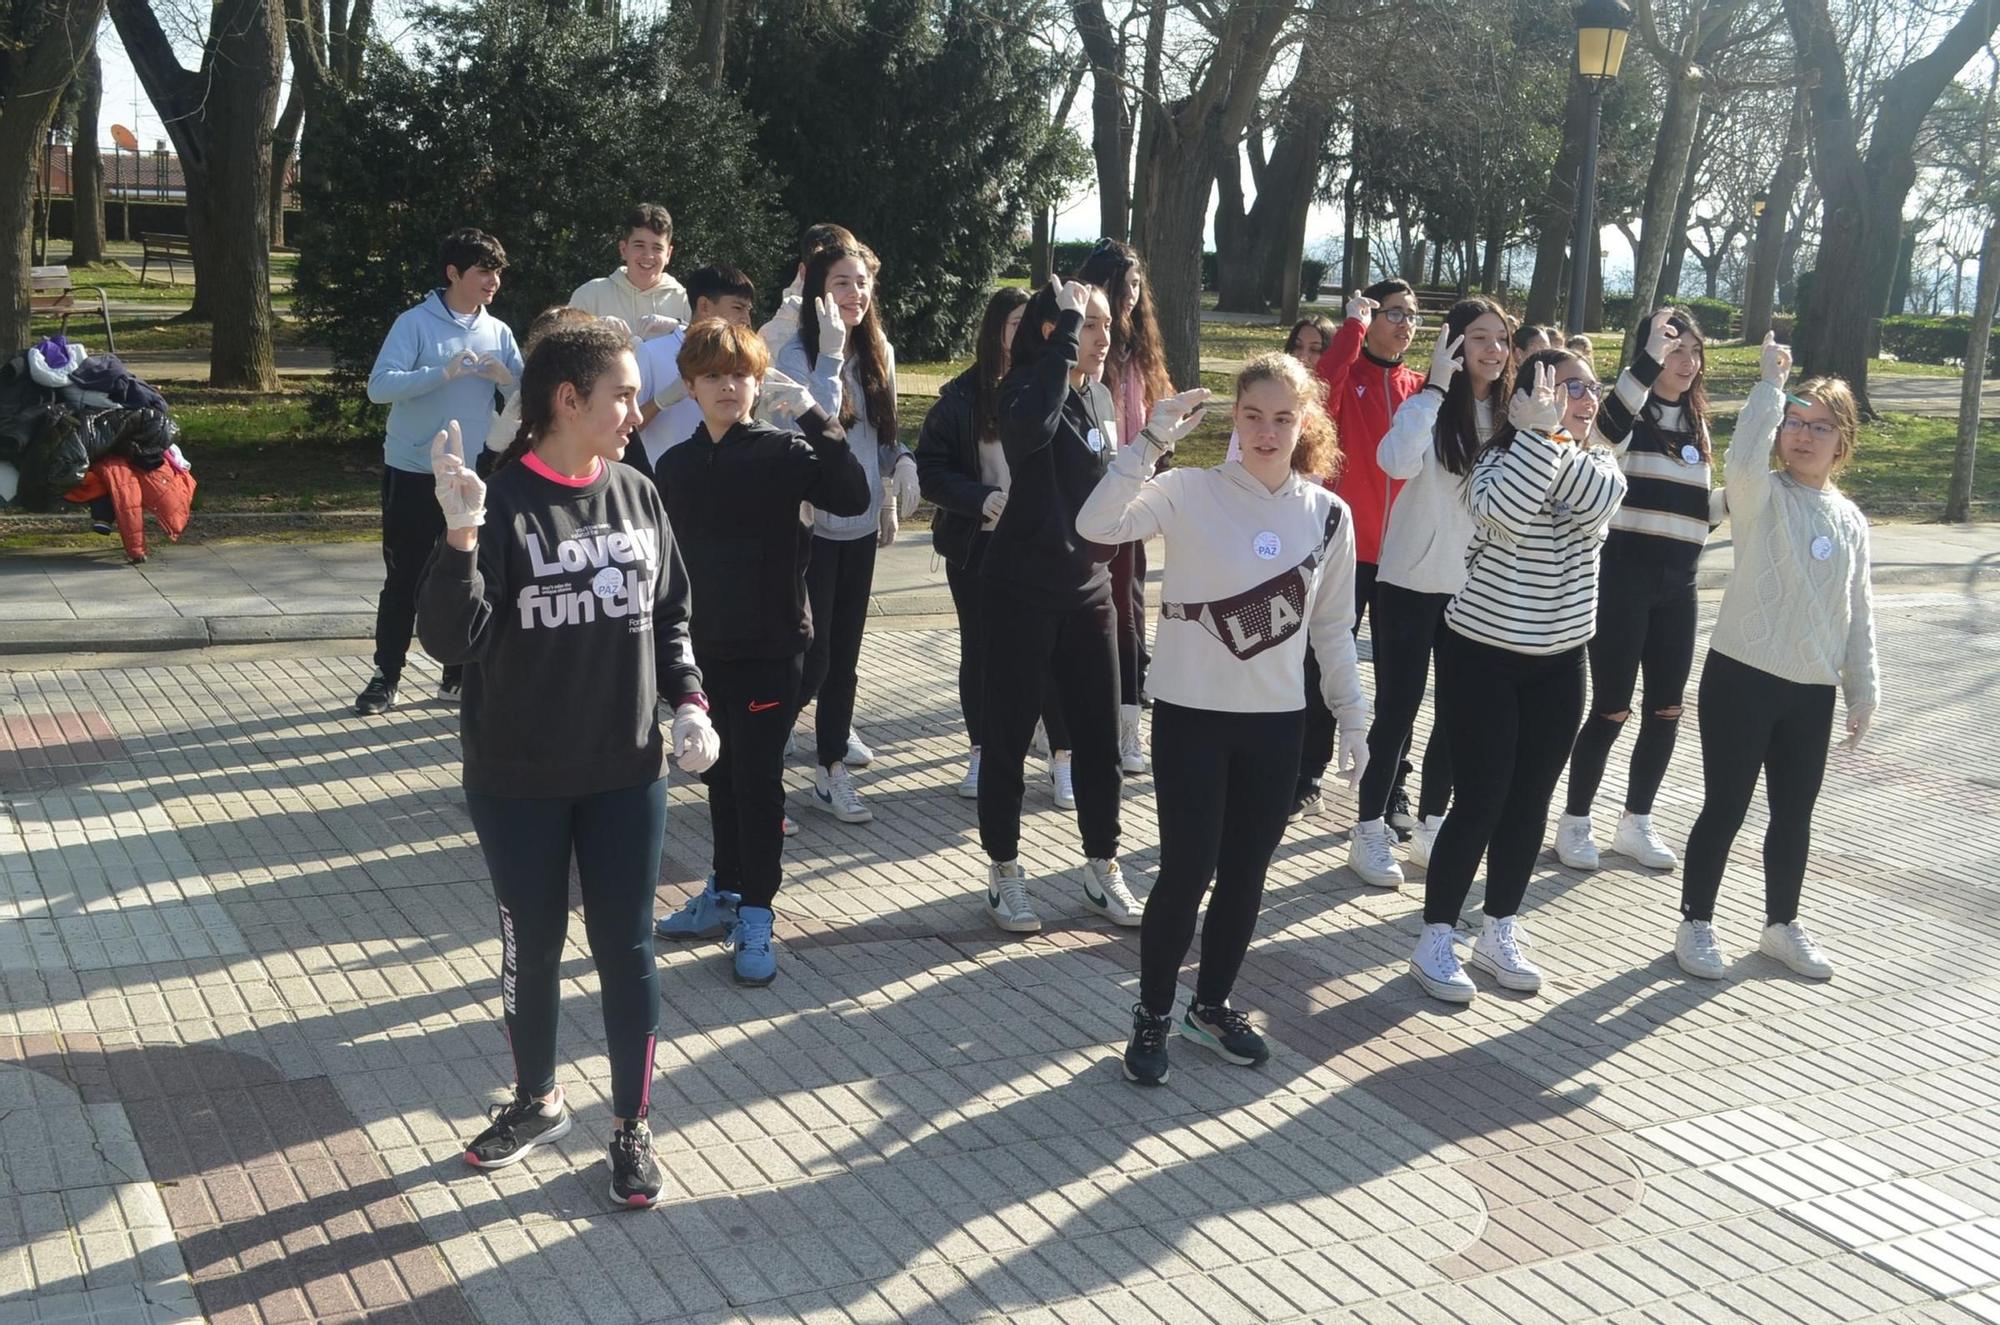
[1707,381,1879,718]
[1075,445,1368,725]
[1374,390,1488,595]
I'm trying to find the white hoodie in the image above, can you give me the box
[1076,443,1368,727]
[569,267,692,332]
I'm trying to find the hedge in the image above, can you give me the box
[1601,294,1739,336]
[1880,314,2000,372]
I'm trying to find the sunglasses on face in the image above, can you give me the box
[1779,417,1841,442]
[1376,307,1421,328]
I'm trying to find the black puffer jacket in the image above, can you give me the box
[913,368,999,568]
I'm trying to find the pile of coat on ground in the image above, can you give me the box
[0,335,195,564]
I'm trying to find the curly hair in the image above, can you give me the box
[1236,351,1341,481]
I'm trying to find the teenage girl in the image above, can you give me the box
[1407,351,1625,1002]
[486,306,596,476]
[1078,353,1366,1085]
[915,286,1075,803]
[1346,298,1512,890]
[1558,309,1717,874]
[416,320,720,1209]
[1072,239,1172,776]
[1675,341,1877,983]
[1284,315,1339,370]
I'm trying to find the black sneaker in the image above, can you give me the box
[1181,1002,1271,1066]
[437,669,463,703]
[1289,782,1323,823]
[1123,1004,1173,1086]
[609,1119,663,1209]
[463,1093,571,1168]
[354,671,399,716]
[1385,786,1416,841]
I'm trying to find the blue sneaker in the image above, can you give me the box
[654,877,740,941]
[729,906,777,986]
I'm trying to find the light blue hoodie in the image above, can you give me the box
[772,333,908,542]
[367,291,524,474]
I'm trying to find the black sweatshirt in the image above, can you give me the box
[651,406,871,661]
[914,368,995,568]
[417,459,703,798]
[981,310,1118,610]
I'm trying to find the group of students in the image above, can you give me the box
[361,209,1877,1208]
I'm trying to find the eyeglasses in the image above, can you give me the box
[1377,307,1422,328]
[1560,380,1605,400]
[1779,417,1841,442]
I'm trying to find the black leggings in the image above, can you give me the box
[944,535,1071,751]
[800,533,876,768]
[977,580,1121,862]
[1141,703,1302,1014]
[1110,541,1146,707]
[1357,580,1453,821]
[1567,549,1697,817]
[1424,632,1585,925]
[703,655,803,908]
[465,778,667,1120]
[1680,650,1836,926]
[375,467,461,688]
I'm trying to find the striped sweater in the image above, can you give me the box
[1446,429,1627,655]
[1598,349,1714,568]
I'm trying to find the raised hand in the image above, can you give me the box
[1509,361,1563,436]
[1054,278,1090,315]
[814,296,849,360]
[1644,311,1678,364]
[429,421,487,531]
[760,367,815,420]
[1344,290,1379,326]
[1760,330,1793,386]
[1142,387,1214,450]
[1427,332,1465,394]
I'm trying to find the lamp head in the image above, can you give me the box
[1573,0,1633,87]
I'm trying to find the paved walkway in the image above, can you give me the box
[3,523,1998,653]
[0,576,1996,1323]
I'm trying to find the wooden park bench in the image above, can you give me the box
[29,266,116,356]
[139,232,192,286]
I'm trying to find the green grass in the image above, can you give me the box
[50,246,298,302]
[1713,412,2000,514]
[26,313,312,354]
[168,390,382,513]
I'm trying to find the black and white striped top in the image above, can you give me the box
[1445,430,1627,655]
[1596,350,1712,568]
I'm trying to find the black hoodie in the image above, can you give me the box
[913,367,995,567]
[980,310,1117,610]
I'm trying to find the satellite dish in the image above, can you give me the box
[110,124,139,151]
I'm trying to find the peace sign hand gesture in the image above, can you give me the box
[430,421,487,532]
[1427,331,1465,395]
[1509,361,1564,437]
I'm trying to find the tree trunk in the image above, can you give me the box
[1661,101,1713,300]
[1527,78,1588,326]
[1030,206,1054,285]
[1946,218,1997,523]
[1885,225,1916,317]
[70,40,108,265]
[1480,209,1503,293]
[1340,171,1358,288]
[1212,137,1257,310]
[693,0,729,89]
[1783,0,2000,412]
[269,78,304,236]
[1126,0,1167,254]
[1144,155,1215,387]
[1742,92,1805,342]
[1622,66,1705,364]
[1073,0,1130,242]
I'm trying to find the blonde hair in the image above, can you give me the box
[1235,351,1341,480]
[1788,375,1861,471]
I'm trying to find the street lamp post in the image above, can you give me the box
[1567,0,1632,336]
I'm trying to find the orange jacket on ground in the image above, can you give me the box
[66,457,196,561]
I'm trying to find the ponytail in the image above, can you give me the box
[496,321,633,471]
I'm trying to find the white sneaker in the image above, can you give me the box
[958,748,982,800]
[1407,814,1445,869]
[1556,814,1600,870]
[1760,920,1833,979]
[986,861,1041,933]
[843,734,873,768]
[785,730,799,759]
[1675,919,1726,980]
[1408,923,1475,1003]
[1049,752,1077,809]
[1612,812,1678,870]
[1468,915,1543,992]
[1346,820,1405,889]
[1118,704,1147,775]
[811,764,873,824]
[1031,719,1051,759]
[781,815,799,838]
[1083,858,1142,926]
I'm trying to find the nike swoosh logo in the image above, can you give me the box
[748,701,781,712]
[987,890,1003,908]
[1084,884,1108,906]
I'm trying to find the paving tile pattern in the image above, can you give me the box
[0,586,1994,1322]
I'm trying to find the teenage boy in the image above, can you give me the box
[358,227,522,716]
[757,222,856,359]
[570,204,691,335]
[631,265,758,473]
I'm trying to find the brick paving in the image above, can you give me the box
[0,583,1996,1323]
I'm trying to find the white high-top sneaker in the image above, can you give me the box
[958,747,982,800]
[1675,918,1726,980]
[1408,923,1475,1003]
[1118,704,1147,774]
[1407,814,1446,869]
[1346,820,1405,889]
[1555,813,1600,870]
[1611,812,1678,870]
[1468,914,1543,992]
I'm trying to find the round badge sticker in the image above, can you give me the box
[1553,500,1573,518]
[1681,443,1701,465]
[1810,535,1833,562]
[1085,427,1105,454]
[1253,531,1281,560]
[591,566,625,600]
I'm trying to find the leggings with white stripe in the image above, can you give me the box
[466,778,667,1119]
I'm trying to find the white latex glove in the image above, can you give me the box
[1427,331,1464,395]
[429,421,486,531]
[441,350,481,382]
[981,489,1007,523]
[761,367,815,421]
[654,377,689,410]
[1509,362,1563,436]
[1644,311,1677,365]
[1336,726,1369,789]
[800,501,815,526]
[1054,277,1090,315]
[474,353,515,386]
[1140,387,1213,454]
[1760,331,1792,386]
[671,704,721,774]
[599,315,633,337]
[892,455,921,517]
[1344,290,1378,326]
[639,314,681,341]
[815,296,849,360]
[1841,704,1873,751]
[877,497,899,547]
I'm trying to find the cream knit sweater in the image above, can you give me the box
[1708,381,1879,719]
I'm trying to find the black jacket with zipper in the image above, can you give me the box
[913,367,996,568]
[651,407,871,661]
